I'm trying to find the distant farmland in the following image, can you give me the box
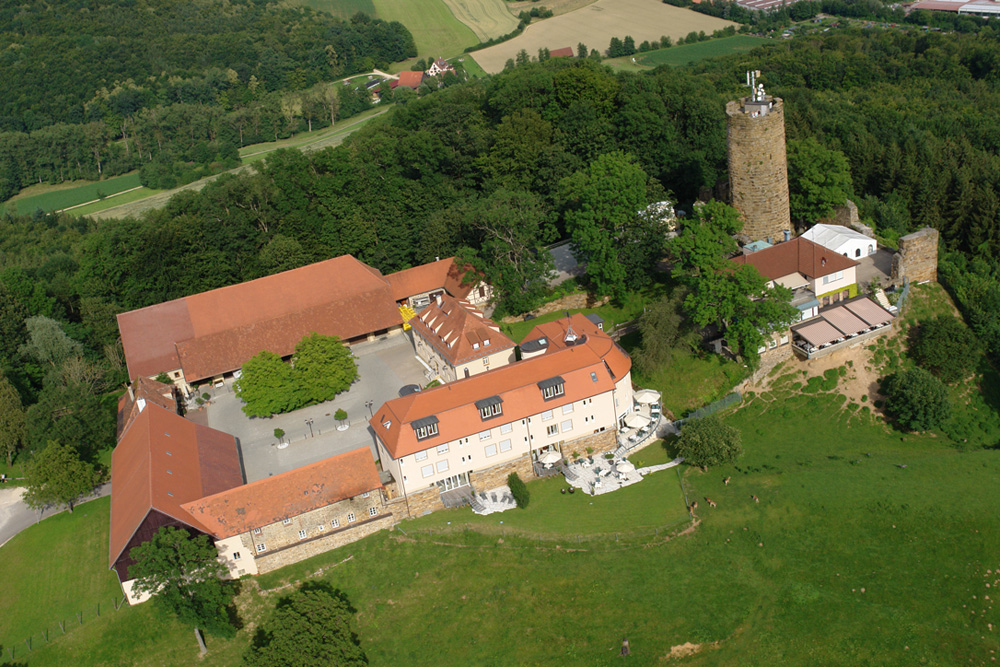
[294,0,377,19]
[635,35,772,67]
[440,0,519,41]
[470,0,736,73]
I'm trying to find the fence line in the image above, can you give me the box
[5,596,127,661]
[895,278,911,314]
[676,391,742,426]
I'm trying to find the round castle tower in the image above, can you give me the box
[726,92,791,244]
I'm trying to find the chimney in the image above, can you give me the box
[435,294,443,306]
[783,230,791,242]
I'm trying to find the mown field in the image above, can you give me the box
[0,173,142,216]
[372,0,478,62]
[470,0,736,73]
[605,35,773,72]
[439,0,519,41]
[295,0,376,19]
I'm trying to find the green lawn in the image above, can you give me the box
[294,0,376,19]
[403,460,690,540]
[372,0,478,61]
[70,186,164,217]
[0,173,142,215]
[605,35,772,71]
[0,497,122,656]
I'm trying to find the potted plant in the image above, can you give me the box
[335,408,349,431]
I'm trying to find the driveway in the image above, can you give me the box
[192,334,429,482]
[0,483,110,548]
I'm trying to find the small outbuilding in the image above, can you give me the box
[800,223,877,260]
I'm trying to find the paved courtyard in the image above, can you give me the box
[188,334,429,482]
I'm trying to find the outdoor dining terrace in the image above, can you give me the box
[617,388,663,451]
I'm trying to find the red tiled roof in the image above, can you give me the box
[109,404,243,569]
[550,47,574,58]
[730,237,858,282]
[182,448,381,539]
[385,257,479,302]
[116,377,178,440]
[395,71,424,89]
[522,314,631,380]
[117,255,402,382]
[410,295,514,366]
[370,341,627,459]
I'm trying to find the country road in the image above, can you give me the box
[0,483,110,549]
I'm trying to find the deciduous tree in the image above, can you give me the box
[0,372,25,467]
[635,291,687,376]
[18,316,82,370]
[291,333,358,406]
[244,582,366,667]
[676,415,742,467]
[234,350,298,418]
[910,315,979,383]
[882,367,951,432]
[787,137,853,225]
[22,441,101,512]
[129,526,239,642]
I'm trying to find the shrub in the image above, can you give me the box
[882,368,951,431]
[274,428,284,441]
[507,472,530,509]
[910,315,980,383]
[676,415,742,467]
[335,408,348,422]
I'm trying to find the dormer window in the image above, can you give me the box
[475,396,503,420]
[483,339,490,346]
[538,376,565,400]
[473,342,480,350]
[412,416,439,441]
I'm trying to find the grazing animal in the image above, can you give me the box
[751,495,759,503]
[724,477,731,486]
[690,500,699,511]
[705,497,717,508]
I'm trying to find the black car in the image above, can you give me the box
[399,384,421,397]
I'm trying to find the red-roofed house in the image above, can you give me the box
[182,448,389,575]
[385,256,492,309]
[410,295,515,381]
[549,47,575,58]
[109,403,244,603]
[370,315,632,516]
[391,70,425,90]
[426,57,456,76]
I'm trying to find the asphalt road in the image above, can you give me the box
[0,482,110,548]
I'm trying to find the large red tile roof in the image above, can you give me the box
[410,295,514,365]
[109,404,243,569]
[730,237,858,282]
[371,335,629,459]
[117,255,402,382]
[522,314,632,380]
[384,257,479,302]
[395,70,424,89]
[181,448,382,539]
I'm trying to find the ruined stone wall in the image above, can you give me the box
[253,513,394,574]
[389,485,446,519]
[892,227,939,284]
[726,96,791,243]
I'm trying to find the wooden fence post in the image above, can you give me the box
[24,638,30,652]
[59,620,66,633]
[77,611,82,625]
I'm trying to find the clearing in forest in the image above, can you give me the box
[470,0,736,73]
[440,0,519,41]
[294,0,378,20]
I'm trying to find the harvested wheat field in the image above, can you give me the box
[471,0,736,73]
[440,0,520,41]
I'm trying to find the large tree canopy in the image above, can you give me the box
[677,415,742,467]
[787,137,853,226]
[129,526,239,639]
[0,372,25,467]
[910,315,980,383]
[881,368,951,432]
[22,441,101,513]
[244,583,367,667]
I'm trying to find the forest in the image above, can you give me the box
[0,0,415,198]
[3,26,1000,471]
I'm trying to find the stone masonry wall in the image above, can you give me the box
[727,96,791,243]
[247,493,385,557]
[560,428,617,458]
[470,454,535,492]
[253,513,394,574]
[388,485,445,519]
[893,227,939,284]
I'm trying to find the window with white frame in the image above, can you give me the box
[541,410,554,421]
[479,430,491,441]
[437,443,449,454]
[253,528,261,535]
[368,506,378,517]
[332,518,340,528]
[780,334,789,344]
[233,552,241,561]
[546,424,559,436]
[256,543,266,552]
[298,530,307,539]
[348,513,356,523]
[478,401,502,419]
[415,450,428,461]
[542,383,564,399]
[500,422,512,434]
[282,518,291,525]
[362,491,370,498]
[560,419,573,432]
[485,444,498,457]
[436,459,449,473]
[499,439,512,452]
[415,422,439,440]
[562,403,574,415]
[421,464,434,478]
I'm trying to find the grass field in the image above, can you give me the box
[372,0,479,61]
[439,0,519,41]
[605,35,773,72]
[295,0,376,19]
[470,0,736,73]
[0,173,142,216]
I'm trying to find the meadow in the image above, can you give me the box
[294,0,376,19]
[605,35,773,72]
[0,173,142,216]
[470,0,736,73]
[439,0,519,41]
[371,0,478,64]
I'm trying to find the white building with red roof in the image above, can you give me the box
[370,314,632,516]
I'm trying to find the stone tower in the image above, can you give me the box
[726,80,791,243]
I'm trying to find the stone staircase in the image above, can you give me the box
[470,486,517,515]
[873,288,892,311]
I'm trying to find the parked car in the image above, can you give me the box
[399,384,421,397]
